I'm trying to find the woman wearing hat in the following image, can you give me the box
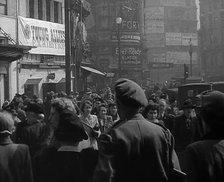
[33,97,89,182]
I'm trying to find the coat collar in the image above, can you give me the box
[0,137,13,145]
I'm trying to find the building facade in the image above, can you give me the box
[141,0,199,84]
[199,0,224,81]
[0,0,92,103]
[86,0,143,86]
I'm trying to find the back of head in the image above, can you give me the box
[114,78,148,108]
[0,111,14,136]
[199,90,224,127]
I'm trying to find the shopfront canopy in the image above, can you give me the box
[0,44,33,62]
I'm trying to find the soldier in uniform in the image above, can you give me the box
[94,78,182,182]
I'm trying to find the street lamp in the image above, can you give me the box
[116,17,122,78]
[189,38,193,77]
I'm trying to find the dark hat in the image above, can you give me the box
[200,90,224,121]
[54,110,88,142]
[181,99,196,109]
[25,102,44,114]
[114,78,148,107]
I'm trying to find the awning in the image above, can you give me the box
[81,66,105,76]
[25,78,42,85]
[0,44,34,62]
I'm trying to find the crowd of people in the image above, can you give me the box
[0,78,224,182]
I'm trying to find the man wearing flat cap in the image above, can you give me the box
[0,111,33,182]
[94,78,181,182]
[173,99,202,169]
[184,90,224,182]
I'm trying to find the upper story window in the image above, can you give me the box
[0,0,7,15]
[29,0,34,18]
[38,0,43,20]
[54,1,62,23]
[46,0,51,21]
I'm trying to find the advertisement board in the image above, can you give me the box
[114,45,142,69]
[145,20,164,33]
[145,34,165,47]
[18,16,65,55]
[166,33,182,45]
[147,52,166,64]
[182,33,198,46]
[145,7,164,20]
[166,51,197,64]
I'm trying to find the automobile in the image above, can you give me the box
[177,83,212,109]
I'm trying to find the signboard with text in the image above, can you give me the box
[18,16,65,55]
[114,45,142,69]
[145,33,165,47]
[166,33,182,45]
[166,51,197,64]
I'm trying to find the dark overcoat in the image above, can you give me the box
[95,113,180,182]
[0,137,33,182]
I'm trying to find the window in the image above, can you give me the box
[38,0,43,20]
[54,1,59,23]
[0,0,7,15]
[46,0,51,21]
[29,0,34,18]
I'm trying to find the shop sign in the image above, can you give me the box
[18,16,65,55]
[145,20,164,34]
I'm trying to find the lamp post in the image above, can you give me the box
[189,38,193,77]
[116,17,122,78]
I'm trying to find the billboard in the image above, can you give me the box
[145,20,164,33]
[166,51,197,64]
[163,0,186,7]
[166,33,182,45]
[18,16,65,55]
[114,45,142,69]
[147,52,166,64]
[182,33,198,46]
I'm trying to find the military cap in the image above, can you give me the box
[114,78,148,107]
[200,90,224,123]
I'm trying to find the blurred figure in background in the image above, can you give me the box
[185,91,224,182]
[0,111,33,182]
